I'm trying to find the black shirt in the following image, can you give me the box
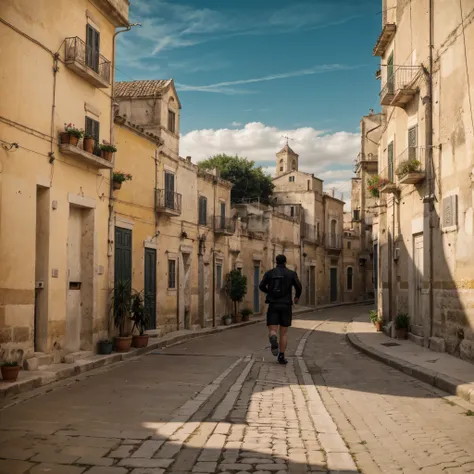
[259,265,303,305]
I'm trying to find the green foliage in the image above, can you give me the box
[64,123,84,138]
[2,361,19,367]
[367,175,389,198]
[240,308,253,317]
[111,280,131,337]
[369,310,379,324]
[395,312,410,329]
[226,270,248,303]
[199,154,274,204]
[395,159,421,177]
[113,171,133,183]
[130,290,149,336]
[100,143,118,153]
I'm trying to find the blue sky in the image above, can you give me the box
[116,0,382,196]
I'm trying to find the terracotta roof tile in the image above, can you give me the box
[114,79,173,98]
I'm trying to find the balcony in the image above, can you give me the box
[326,233,342,251]
[380,66,421,108]
[214,216,236,235]
[303,224,322,245]
[373,23,397,57]
[59,144,112,169]
[379,166,398,194]
[64,37,111,88]
[155,189,182,216]
[355,152,378,173]
[395,146,426,185]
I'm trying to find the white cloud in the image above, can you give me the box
[181,122,359,194]
[231,121,243,126]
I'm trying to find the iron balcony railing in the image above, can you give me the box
[65,37,111,83]
[380,66,420,105]
[214,215,236,234]
[303,224,321,244]
[395,146,426,184]
[326,233,342,250]
[155,189,182,214]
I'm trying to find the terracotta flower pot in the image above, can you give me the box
[375,321,382,332]
[83,137,95,154]
[1,365,21,382]
[113,180,122,190]
[396,328,408,340]
[60,132,70,144]
[132,334,149,348]
[234,313,242,324]
[101,150,113,162]
[69,134,79,146]
[114,336,132,352]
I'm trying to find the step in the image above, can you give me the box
[63,351,93,364]
[23,352,53,371]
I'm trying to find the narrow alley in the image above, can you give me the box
[1,305,474,474]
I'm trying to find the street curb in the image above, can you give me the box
[346,322,474,404]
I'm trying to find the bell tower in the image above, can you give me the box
[276,143,299,176]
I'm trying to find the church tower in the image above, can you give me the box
[276,143,299,176]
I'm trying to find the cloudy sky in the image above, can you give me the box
[116,0,381,198]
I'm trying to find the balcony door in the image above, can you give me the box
[86,24,100,72]
[408,125,418,160]
[165,172,175,209]
[220,202,226,229]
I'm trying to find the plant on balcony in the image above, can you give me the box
[83,134,96,154]
[100,143,117,162]
[395,159,421,178]
[225,270,247,323]
[112,171,132,190]
[367,175,387,198]
[130,290,149,348]
[60,123,84,146]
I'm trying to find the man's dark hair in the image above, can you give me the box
[276,254,287,265]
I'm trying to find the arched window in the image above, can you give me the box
[346,267,353,291]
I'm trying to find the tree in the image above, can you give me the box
[199,154,274,204]
[225,270,247,320]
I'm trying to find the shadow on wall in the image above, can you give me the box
[377,187,473,363]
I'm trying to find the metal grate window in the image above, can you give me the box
[168,259,176,289]
[443,195,458,228]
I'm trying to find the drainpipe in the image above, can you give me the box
[212,177,217,327]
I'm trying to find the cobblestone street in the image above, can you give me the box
[1,305,474,474]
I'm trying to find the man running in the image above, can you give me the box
[259,254,302,364]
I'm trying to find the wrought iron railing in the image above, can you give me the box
[155,189,182,214]
[303,224,321,244]
[394,146,425,178]
[214,216,236,234]
[65,37,111,83]
[326,233,342,250]
[380,66,420,101]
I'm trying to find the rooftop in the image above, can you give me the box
[277,144,298,156]
[114,79,173,98]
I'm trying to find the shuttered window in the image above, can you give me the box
[388,141,394,181]
[86,24,100,72]
[168,259,176,289]
[408,125,418,160]
[443,195,458,228]
[85,116,100,155]
[198,196,207,226]
[168,110,176,133]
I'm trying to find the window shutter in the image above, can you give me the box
[408,126,418,160]
[443,195,458,228]
[388,142,394,181]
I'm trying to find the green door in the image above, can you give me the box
[114,227,132,288]
[387,52,394,94]
[144,248,157,330]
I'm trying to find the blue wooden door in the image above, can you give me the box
[253,265,260,313]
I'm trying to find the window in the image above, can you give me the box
[388,141,394,182]
[289,176,295,182]
[86,24,100,72]
[168,259,176,289]
[347,241,351,249]
[216,264,222,290]
[168,110,176,133]
[290,206,295,217]
[408,125,418,160]
[164,172,175,209]
[198,196,207,225]
[353,209,360,221]
[292,159,296,170]
[346,267,353,291]
[280,167,283,172]
[85,116,100,155]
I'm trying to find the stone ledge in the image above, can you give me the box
[346,324,474,404]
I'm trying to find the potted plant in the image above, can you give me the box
[222,315,232,326]
[60,123,84,146]
[112,171,132,191]
[98,339,113,355]
[395,312,409,339]
[1,361,21,382]
[396,158,424,184]
[111,280,132,352]
[100,143,117,162]
[83,134,96,154]
[241,308,253,322]
[225,270,247,323]
[369,310,383,331]
[130,290,149,348]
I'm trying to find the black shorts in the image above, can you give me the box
[266,304,292,327]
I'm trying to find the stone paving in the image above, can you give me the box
[1,305,474,474]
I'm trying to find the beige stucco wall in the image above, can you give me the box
[0,0,126,362]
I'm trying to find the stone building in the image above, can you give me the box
[0,0,129,365]
[272,145,346,305]
[373,0,474,361]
